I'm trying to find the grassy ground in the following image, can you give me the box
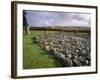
[23,30,62,69]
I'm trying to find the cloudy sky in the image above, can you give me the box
[23,10,91,27]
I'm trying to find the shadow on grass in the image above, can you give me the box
[30,37,63,68]
[40,51,64,67]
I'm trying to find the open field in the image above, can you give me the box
[23,29,90,69]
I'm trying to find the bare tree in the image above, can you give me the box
[23,11,30,35]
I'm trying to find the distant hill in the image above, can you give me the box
[29,26,90,32]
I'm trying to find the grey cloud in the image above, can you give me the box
[24,10,91,27]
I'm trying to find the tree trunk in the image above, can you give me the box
[25,26,30,35]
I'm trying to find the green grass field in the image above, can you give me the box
[23,30,62,69]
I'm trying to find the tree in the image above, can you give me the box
[23,11,30,35]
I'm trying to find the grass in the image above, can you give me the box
[23,30,62,69]
[23,30,89,69]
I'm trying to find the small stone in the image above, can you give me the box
[45,45,50,51]
[72,59,81,66]
[66,53,72,59]
[64,58,73,67]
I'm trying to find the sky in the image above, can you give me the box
[23,10,91,27]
